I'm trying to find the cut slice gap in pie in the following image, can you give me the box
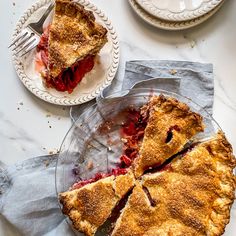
[133,94,205,177]
[59,170,135,236]
[111,131,236,236]
[36,0,107,93]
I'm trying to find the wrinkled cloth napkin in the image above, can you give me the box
[0,60,214,236]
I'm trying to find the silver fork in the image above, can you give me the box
[9,3,54,57]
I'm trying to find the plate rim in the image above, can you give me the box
[12,0,120,106]
[136,0,223,22]
[129,0,224,31]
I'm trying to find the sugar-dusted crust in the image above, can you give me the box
[134,94,204,177]
[171,131,236,236]
[112,131,236,236]
[59,172,135,236]
[48,0,107,79]
[113,171,135,198]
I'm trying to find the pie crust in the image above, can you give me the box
[134,95,204,177]
[112,132,236,236]
[48,0,107,79]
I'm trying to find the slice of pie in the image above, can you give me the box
[133,95,204,177]
[37,0,107,93]
[59,171,135,236]
[111,131,236,236]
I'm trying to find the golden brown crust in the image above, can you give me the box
[134,95,204,177]
[59,172,135,236]
[171,131,236,236]
[112,131,236,236]
[113,171,135,198]
[48,0,107,79]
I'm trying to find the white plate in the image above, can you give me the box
[12,0,119,106]
[136,0,223,22]
[129,0,224,31]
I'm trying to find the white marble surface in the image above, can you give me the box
[0,0,236,235]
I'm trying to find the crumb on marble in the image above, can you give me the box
[170,69,177,75]
[190,40,196,48]
[13,2,15,6]
[58,117,61,120]
[49,125,52,128]
[49,151,54,155]
[44,160,49,167]
[17,107,20,110]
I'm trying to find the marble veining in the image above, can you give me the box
[0,0,236,235]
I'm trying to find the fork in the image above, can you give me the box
[9,3,54,57]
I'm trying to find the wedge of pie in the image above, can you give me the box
[59,171,135,236]
[133,95,204,177]
[36,0,107,93]
[112,131,236,236]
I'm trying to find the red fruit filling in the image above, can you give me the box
[36,26,95,94]
[71,168,127,190]
[119,108,147,168]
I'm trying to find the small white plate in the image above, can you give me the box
[136,0,223,22]
[12,0,119,106]
[129,0,224,31]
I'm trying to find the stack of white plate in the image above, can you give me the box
[129,0,225,30]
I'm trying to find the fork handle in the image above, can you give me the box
[37,2,54,26]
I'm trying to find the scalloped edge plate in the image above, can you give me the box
[129,0,225,31]
[136,0,223,22]
[12,0,119,106]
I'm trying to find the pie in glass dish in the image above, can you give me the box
[36,0,107,93]
[58,95,236,236]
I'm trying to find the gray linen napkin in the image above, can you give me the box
[70,60,213,121]
[0,60,214,236]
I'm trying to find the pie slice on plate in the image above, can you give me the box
[59,171,135,236]
[37,0,107,93]
[133,95,204,177]
[112,131,236,236]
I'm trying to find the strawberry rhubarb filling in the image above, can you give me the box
[71,168,128,190]
[71,108,148,190]
[36,26,95,94]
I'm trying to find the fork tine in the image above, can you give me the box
[16,37,37,55]
[20,39,39,57]
[8,31,27,48]
[12,32,33,52]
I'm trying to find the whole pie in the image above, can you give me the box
[59,95,236,236]
[36,0,107,93]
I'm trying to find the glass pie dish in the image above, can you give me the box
[55,88,220,235]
